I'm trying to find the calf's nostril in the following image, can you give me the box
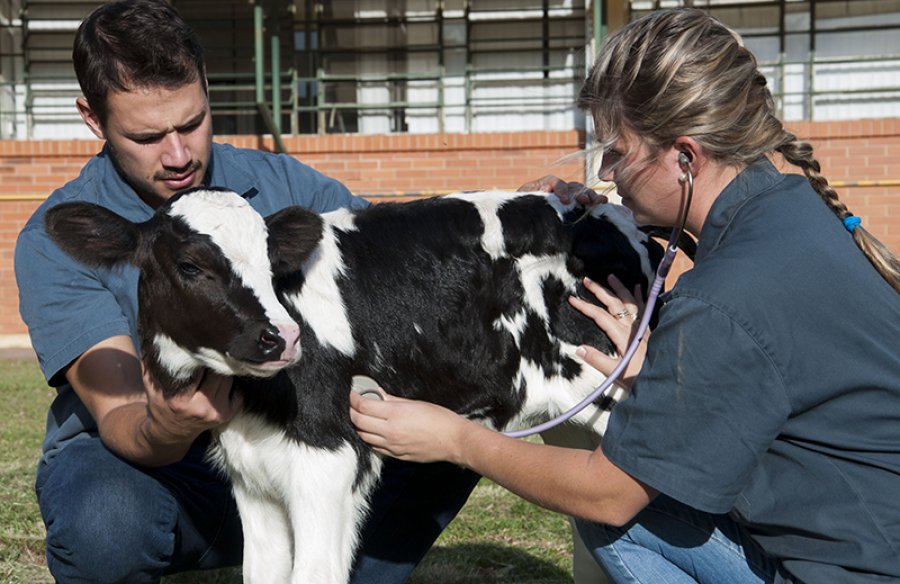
[257,326,284,356]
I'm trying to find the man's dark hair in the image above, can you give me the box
[73,0,207,124]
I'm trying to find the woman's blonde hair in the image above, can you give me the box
[578,8,900,292]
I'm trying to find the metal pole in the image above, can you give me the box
[270,2,281,134]
[592,0,605,57]
[315,1,325,134]
[778,0,785,118]
[438,0,445,134]
[464,0,472,132]
[808,0,816,120]
[586,0,607,188]
[254,0,265,106]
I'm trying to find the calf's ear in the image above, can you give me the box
[265,206,324,276]
[44,202,141,268]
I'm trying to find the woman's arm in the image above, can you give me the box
[350,391,656,526]
[350,271,658,525]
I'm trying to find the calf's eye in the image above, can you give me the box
[177,261,201,277]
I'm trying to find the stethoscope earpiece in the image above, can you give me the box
[677,151,693,183]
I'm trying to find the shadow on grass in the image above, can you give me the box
[411,542,573,584]
[160,542,573,584]
[1,530,572,584]
[162,543,572,584]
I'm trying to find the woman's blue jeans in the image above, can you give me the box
[35,432,479,583]
[575,495,781,584]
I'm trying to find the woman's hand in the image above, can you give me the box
[349,390,474,465]
[568,275,648,388]
[517,175,608,207]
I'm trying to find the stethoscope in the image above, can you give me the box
[503,151,694,438]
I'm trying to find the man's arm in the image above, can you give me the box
[66,334,240,467]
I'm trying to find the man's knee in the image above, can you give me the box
[39,445,177,583]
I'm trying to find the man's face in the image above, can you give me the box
[77,80,214,207]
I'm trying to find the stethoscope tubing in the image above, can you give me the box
[504,156,693,438]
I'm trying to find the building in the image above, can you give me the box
[3,0,900,141]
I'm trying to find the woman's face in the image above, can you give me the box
[598,134,685,227]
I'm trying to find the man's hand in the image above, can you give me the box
[66,334,243,466]
[143,368,241,449]
[517,175,608,206]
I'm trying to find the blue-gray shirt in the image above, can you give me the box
[602,159,900,582]
[15,142,368,466]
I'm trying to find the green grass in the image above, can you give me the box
[0,359,55,584]
[0,359,573,583]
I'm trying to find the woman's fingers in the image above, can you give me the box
[517,174,563,193]
[569,275,650,387]
[568,293,633,358]
[516,175,609,206]
[593,275,641,321]
[574,343,620,378]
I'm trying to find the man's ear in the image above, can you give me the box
[76,97,106,140]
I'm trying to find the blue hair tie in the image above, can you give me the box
[843,216,861,233]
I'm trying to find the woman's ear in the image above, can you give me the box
[672,136,702,177]
[76,97,106,140]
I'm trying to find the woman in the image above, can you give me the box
[350,9,900,583]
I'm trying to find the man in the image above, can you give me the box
[14,1,478,581]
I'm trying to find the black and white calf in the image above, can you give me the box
[45,188,662,584]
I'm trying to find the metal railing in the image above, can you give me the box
[2,0,900,139]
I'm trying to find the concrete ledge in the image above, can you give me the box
[0,334,31,349]
[0,334,36,361]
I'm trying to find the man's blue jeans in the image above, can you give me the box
[575,495,781,584]
[36,432,479,583]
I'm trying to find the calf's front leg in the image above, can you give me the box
[211,415,298,583]
[287,443,382,584]
[232,481,293,583]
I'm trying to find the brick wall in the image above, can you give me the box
[2,123,898,337]
[222,131,589,199]
[0,131,585,337]
[785,119,899,243]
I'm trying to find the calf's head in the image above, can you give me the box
[45,188,322,396]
